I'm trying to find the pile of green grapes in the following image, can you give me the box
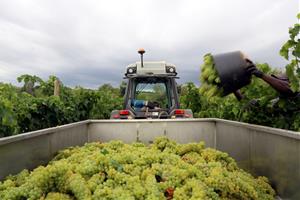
[199,54,224,98]
[0,137,275,200]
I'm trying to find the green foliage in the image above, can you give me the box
[17,74,44,95]
[0,84,19,136]
[179,82,202,113]
[0,76,123,137]
[38,75,60,97]
[0,137,275,199]
[90,86,123,119]
[280,13,300,92]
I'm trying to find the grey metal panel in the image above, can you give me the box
[0,120,90,146]
[135,121,167,144]
[250,130,300,199]
[0,134,51,180]
[165,121,215,147]
[215,119,300,200]
[88,122,138,143]
[0,121,89,180]
[214,118,300,140]
[216,122,251,170]
[49,123,88,157]
[88,120,216,147]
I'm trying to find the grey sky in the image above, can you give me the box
[0,0,299,88]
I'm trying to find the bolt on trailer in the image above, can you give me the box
[111,49,193,119]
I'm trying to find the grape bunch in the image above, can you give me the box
[0,137,275,200]
[199,54,223,98]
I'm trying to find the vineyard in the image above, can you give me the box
[0,14,300,137]
[0,3,299,200]
[0,77,123,137]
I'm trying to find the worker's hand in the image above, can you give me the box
[245,59,264,78]
[246,65,264,78]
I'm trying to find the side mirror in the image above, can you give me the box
[177,85,181,95]
[120,87,126,97]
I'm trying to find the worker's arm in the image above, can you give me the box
[233,90,244,101]
[246,62,295,97]
[260,74,294,96]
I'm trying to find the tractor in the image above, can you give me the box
[110,49,193,119]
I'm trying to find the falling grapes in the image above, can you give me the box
[0,137,275,200]
[200,54,224,98]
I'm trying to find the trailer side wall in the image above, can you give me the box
[0,119,299,199]
[0,121,88,179]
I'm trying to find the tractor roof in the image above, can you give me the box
[125,61,177,78]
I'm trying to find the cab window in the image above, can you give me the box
[134,79,170,109]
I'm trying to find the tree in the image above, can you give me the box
[17,74,43,95]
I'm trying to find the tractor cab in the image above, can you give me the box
[111,49,193,119]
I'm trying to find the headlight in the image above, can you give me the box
[166,66,176,74]
[126,67,137,75]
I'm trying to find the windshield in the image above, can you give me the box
[133,79,170,109]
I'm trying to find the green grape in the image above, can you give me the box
[0,179,15,191]
[207,73,217,84]
[0,137,275,200]
[43,192,73,200]
[204,53,214,65]
[178,142,204,156]
[200,54,223,98]
[87,173,106,193]
[199,84,209,95]
[215,76,221,84]
[201,66,213,81]
[66,173,92,200]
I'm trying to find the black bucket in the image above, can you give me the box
[212,51,251,96]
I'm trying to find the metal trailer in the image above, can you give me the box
[0,119,299,199]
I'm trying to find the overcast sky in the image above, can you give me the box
[0,0,299,88]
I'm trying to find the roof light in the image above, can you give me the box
[166,66,176,74]
[126,67,137,76]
